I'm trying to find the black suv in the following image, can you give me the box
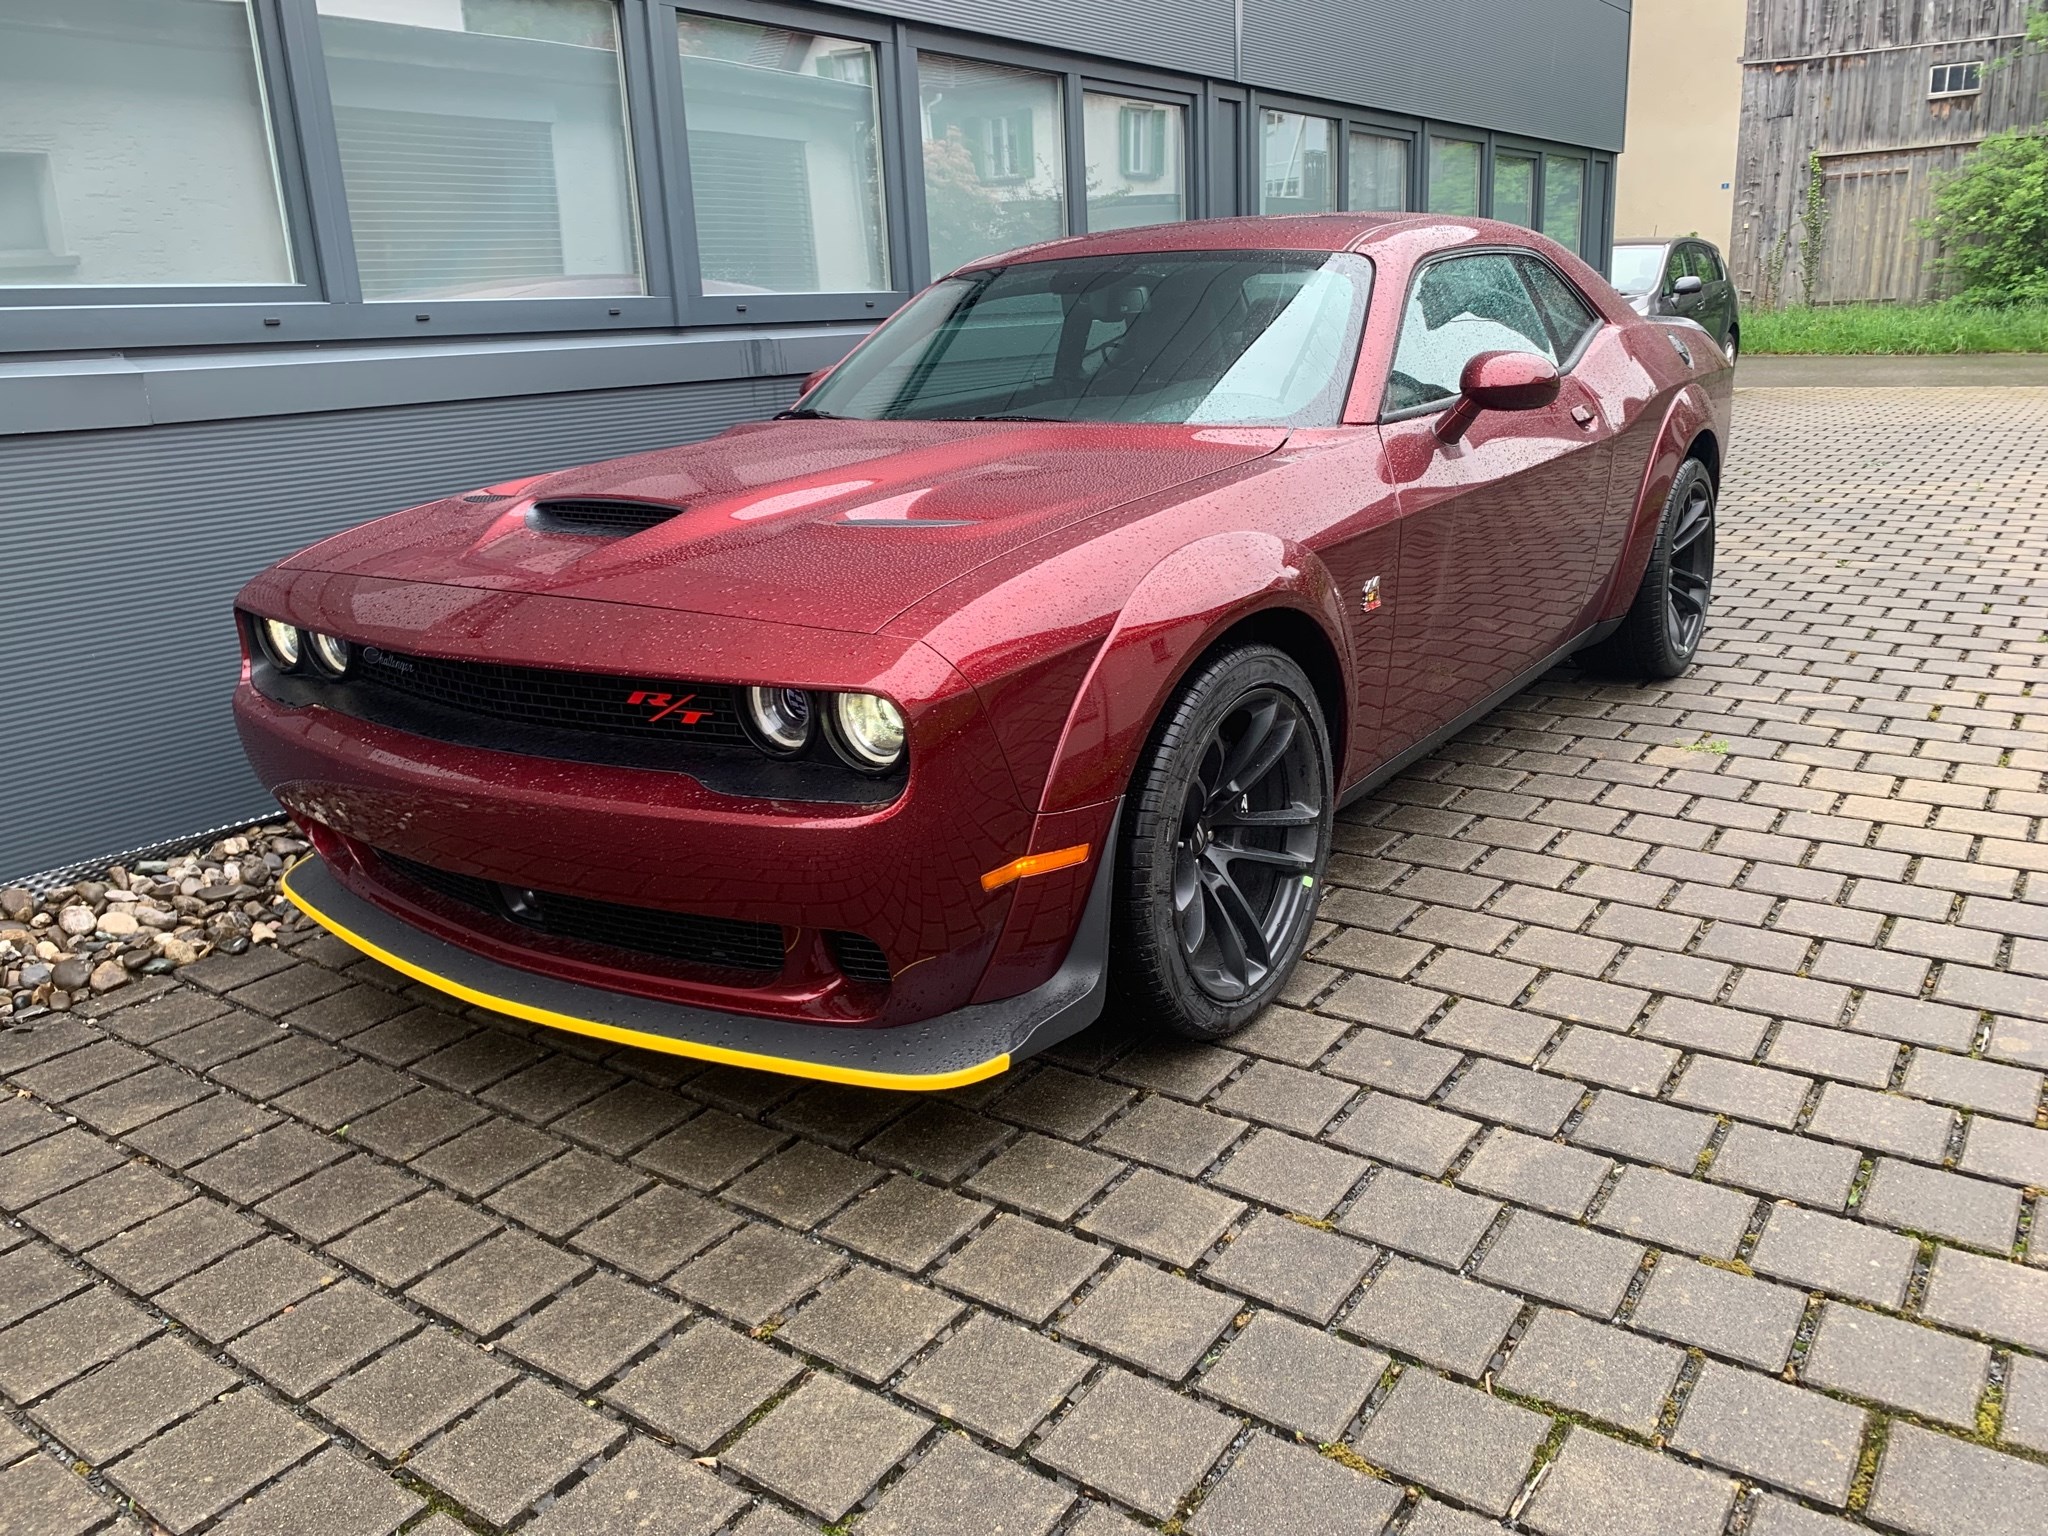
[1609,238,1740,365]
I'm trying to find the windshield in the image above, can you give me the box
[802,251,1373,427]
[1608,245,1667,295]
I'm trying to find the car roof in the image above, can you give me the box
[955,213,1535,271]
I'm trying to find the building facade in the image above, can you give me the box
[1613,0,1746,249]
[1732,0,2048,304]
[0,0,1632,879]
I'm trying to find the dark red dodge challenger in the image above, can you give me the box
[235,214,1731,1090]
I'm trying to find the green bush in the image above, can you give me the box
[1744,301,2048,354]
[1926,130,2048,303]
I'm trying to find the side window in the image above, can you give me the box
[1386,253,1556,414]
[1696,246,1726,282]
[1661,246,1687,294]
[1518,257,1601,360]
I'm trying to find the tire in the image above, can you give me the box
[1113,644,1334,1041]
[1578,457,1717,680]
[1724,328,1740,366]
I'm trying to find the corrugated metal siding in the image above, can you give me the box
[1240,0,1630,151]
[0,376,800,878]
[838,0,1239,79]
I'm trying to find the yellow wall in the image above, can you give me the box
[1613,0,1745,250]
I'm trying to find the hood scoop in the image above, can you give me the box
[529,497,682,537]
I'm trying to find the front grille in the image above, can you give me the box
[379,850,786,973]
[352,647,748,745]
[530,497,682,535]
[827,931,892,985]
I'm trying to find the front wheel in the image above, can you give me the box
[1114,645,1334,1040]
[1578,456,1717,680]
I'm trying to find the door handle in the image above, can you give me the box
[1571,405,1597,429]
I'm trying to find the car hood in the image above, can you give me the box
[285,418,1287,634]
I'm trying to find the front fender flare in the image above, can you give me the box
[1595,384,1718,621]
[1037,530,1352,817]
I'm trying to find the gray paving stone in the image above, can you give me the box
[1337,1166,1501,1268]
[67,1065,211,1137]
[1862,1158,2021,1252]
[1523,1426,1738,1536]
[1903,1049,2043,1122]
[344,1089,487,1163]
[550,1079,695,1156]
[274,1059,410,1131]
[603,1320,802,1452]
[30,1335,237,1463]
[227,1279,417,1400]
[1323,974,1450,1035]
[1457,1128,1611,1219]
[1921,1247,2048,1351]
[1062,1256,1240,1378]
[1201,1211,1375,1323]
[1749,1204,1916,1309]
[965,1132,1121,1221]
[1629,1258,1806,1372]
[1352,1367,1548,1517]
[1541,1027,1679,1097]
[1425,999,1560,1066]
[1568,1090,1716,1173]
[0,1287,159,1402]
[1093,1095,1246,1177]
[934,1213,1105,1325]
[992,1066,1132,1140]
[567,1182,739,1282]
[1326,1092,1480,1178]
[255,1154,422,1245]
[1747,1495,1861,1536]
[0,1128,123,1213]
[313,1328,516,1459]
[499,1271,684,1390]
[1802,1303,1990,1429]
[1477,1211,1645,1318]
[1212,1058,1357,1135]
[861,1432,1071,1536]
[1324,1026,1461,1098]
[484,1148,646,1239]
[819,1174,987,1273]
[407,1226,594,1336]
[208,1446,424,1536]
[1670,1363,1864,1506]
[2003,1353,2048,1456]
[778,1262,962,1383]
[860,1101,1010,1181]
[1228,1003,1350,1066]
[633,1109,786,1190]
[408,1117,561,1198]
[0,1453,116,1536]
[1196,1309,1387,1441]
[1497,1307,1682,1436]
[1105,1040,1245,1102]
[1959,1116,2048,1188]
[1033,1368,1236,1521]
[1709,1124,1859,1209]
[106,1388,326,1534]
[327,1191,498,1289]
[519,1436,747,1536]
[1671,1056,1812,1129]
[898,1312,1088,1448]
[1189,1432,1403,1536]
[725,1138,880,1229]
[22,1160,186,1251]
[87,1194,260,1294]
[725,1374,927,1522]
[1208,1127,1366,1218]
[1592,1165,1755,1260]
[1803,1083,1954,1164]
[0,1243,85,1331]
[1340,1256,1520,1379]
[1403,1499,1508,1536]
[409,1379,624,1529]
[1764,1022,1900,1089]
[1868,1419,2048,1536]
[477,1053,621,1123]
[1441,1058,1584,1135]
[669,1222,838,1328]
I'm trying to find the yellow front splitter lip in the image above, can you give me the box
[279,847,1112,1093]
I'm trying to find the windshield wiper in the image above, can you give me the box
[967,413,1067,422]
[774,407,840,420]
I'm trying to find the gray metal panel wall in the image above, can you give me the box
[0,376,800,878]
[836,0,1239,79]
[1240,0,1631,150]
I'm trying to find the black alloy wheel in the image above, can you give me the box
[1578,456,1717,681]
[1117,645,1333,1039]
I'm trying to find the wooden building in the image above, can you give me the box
[1733,0,2048,303]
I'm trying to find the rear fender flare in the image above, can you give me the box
[1037,530,1351,817]
[1597,385,1717,620]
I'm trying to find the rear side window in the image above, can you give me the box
[1385,253,1555,414]
[1694,246,1725,282]
[1517,256,1600,359]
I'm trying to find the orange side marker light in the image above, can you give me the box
[981,843,1091,893]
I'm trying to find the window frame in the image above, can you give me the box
[1421,125,1488,217]
[1077,76,1199,236]
[1342,112,1420,214]
[1537,149,1589,255]
[1928,61,1984,99]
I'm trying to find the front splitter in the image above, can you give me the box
[277,816,1116,1092]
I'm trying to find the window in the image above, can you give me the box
[1085,95,1186,232]
[315,0,642,302]
[805,251,1372,427]
[1518,256,1600,357]
[1608,243,1664,296]
[1260,111,1335,213]
[1427,137,1481,215]
[1348,131,1409,211]
[1542,155,1586,254]
[1493,150,1537,228]
[0,0,293,288]
[1929,62,1983,97]
[1386,253,1555,414]
[1693,245,1725,282]
[678,16,888,295]
[921,54,1064,275]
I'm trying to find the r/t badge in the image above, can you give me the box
[1361,576,1382,614]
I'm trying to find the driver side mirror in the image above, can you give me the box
[1434,350,1562,445]
[1672,274,1705,296]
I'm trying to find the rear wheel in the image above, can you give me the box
[1724,327,1740,366]
[1578,456,1716,680]
[1115,645,1333,1040]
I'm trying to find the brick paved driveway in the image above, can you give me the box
[6,386,2048,1536]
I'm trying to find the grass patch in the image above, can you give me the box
[1745,301,2048,355]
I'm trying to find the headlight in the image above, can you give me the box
[258,618,302,671]
[744,685,815,755]
[831,692,906,771]
[307,632,352,678]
